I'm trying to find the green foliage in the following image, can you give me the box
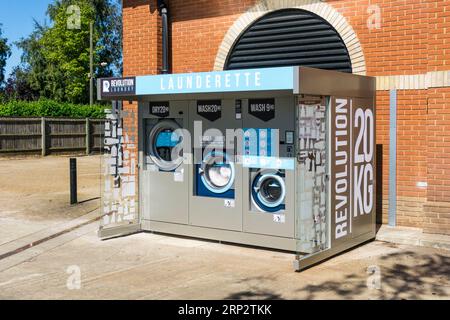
[15,0,122,103]
[0,24,12,85]
[0,99,107,118]
[3,66,39,101]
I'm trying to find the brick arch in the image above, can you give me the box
[214,0,366,75]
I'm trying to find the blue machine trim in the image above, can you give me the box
[155,131,179,148]
[251,172,285,213]
[243,128,282,159]
[195,164,235,199]
[242,156,295,170]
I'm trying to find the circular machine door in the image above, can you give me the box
[252,171,286,212]
[148,120,183,171]
[200,151,235,194]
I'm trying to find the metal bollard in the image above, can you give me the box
[70,158,77,205]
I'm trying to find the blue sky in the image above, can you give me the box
[0,0,53,78]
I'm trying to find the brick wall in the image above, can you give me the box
[121,0,450,235]
[427,87,450,203]
[122,0,162,209]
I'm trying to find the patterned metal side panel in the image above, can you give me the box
[296,100,328,253]
[101,101,138,229]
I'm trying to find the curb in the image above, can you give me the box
[376,225,450,251]
[0,207,100,261]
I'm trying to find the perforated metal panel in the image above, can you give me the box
[225,9,352,73]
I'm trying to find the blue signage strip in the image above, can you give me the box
[243,128,279,158]
[135,67,294,95]
[242,156,295,171]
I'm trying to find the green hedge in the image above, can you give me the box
[0,99,107,118]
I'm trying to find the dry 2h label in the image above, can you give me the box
[150,101,170,117]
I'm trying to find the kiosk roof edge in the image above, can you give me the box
[98,66,374,101]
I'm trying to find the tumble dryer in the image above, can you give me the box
[140,100,189,224]
[189,99,243,231]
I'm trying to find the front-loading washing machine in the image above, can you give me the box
[196,150,236,199]
[250,169,286,213]
[140,100,189,225]
[189,99,243,231]
[242,96,296,238]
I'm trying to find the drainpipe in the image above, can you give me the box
[158,0,170,74]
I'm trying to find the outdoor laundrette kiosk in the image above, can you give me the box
[98,66,376,270]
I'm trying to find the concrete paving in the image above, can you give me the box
[0,226,449,300]
[376,225,450,251]
[0,155,449,300]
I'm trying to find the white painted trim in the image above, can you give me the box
[214,0,367,75]
[376,71,450,90]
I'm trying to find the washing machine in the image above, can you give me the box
[196,150,236,199]
[189,99,243,231]
[250,169,286,213]
[140,100,189,225]
[242,96,296,238]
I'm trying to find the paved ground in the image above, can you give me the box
[0,155,449,300]
[0,155,101,245]
[0,229,449,299]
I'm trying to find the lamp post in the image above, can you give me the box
[89,21,93,106]
[88,18,108,106]
[89,22,109,105]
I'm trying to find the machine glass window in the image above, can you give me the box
[252,171,286,211]
[200,152,236,193]
[155,129,181,162]
[147,119,184,171]
[260,177,283,204]
[205,161,233,188]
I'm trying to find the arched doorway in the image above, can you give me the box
[224,9,352,73]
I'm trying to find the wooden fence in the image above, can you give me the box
[0,117,105,155]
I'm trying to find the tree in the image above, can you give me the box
[0,24,12,87]
[16,22,54,99]
[3,66,39,101]
[17,0,122,103]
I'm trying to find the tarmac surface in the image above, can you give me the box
[0,155,449,299]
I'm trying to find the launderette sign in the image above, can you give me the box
[135,67,295,95]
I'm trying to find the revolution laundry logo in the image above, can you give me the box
[101,77,136,96]
[197,100,222,122]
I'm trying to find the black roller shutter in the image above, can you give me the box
[225,9,352,73]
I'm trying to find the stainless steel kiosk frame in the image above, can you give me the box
[98,66,376,270]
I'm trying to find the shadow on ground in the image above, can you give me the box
[226,290,284,300]
[224,249,450,300]
[225,275,284,300]
[296,250,450,299]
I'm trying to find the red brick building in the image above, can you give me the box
[120,0,450,235]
